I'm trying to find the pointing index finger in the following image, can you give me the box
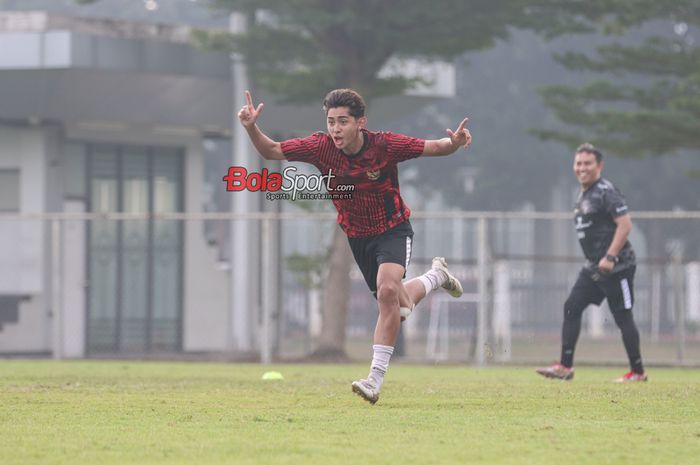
[245,90,253,108]
[456,117,469,132]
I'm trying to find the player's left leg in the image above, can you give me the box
[398,257,463,321]
[603,266,647,382]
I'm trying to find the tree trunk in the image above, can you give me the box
[312,226,353,360]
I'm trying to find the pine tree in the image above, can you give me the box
[533,0,700,157]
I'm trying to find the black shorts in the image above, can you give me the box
[347,220,414,296]
[568,266,636,314]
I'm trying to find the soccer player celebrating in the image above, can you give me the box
[238,88,472,404]
[536,143,647,383]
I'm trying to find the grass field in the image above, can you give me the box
[1,361,699,465]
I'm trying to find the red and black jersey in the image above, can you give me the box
[280,129,425,237]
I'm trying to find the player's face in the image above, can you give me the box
[327,107,366,154]
[573,151,603,189]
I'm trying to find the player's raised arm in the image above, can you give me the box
[237,90,285,160]
[422,117,472,157]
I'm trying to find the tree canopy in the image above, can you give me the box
[533,0,700,157]
[197,0,565,102]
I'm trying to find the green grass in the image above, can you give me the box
[1,361,699,465]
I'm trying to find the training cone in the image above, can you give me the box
[261,371,284,381]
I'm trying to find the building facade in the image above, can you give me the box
[0,4,453,358]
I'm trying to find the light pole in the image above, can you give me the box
[229,11,261,353]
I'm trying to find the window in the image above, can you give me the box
[63,143,87,199]
[0,169,20,212]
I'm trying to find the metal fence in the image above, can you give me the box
[1,211,699,367]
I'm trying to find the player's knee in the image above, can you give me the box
[376,281,399,305]
[563,298,584,321]
[612,310,633,328]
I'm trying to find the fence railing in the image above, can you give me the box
[1,211,699,366]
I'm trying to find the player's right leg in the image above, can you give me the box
[348,223,411,405]
[351,378,380,404]
[536,268,601,380]
[535,362,575,380]
[352,262,405,404]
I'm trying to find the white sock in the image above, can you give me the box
[368,344,394,390]
[418,269,447,296]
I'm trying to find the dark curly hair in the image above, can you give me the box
[322,89,366,118]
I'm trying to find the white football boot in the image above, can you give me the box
[431,257,463,298]
[351,378,380,404]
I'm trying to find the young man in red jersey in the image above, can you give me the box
[238,89,472,404]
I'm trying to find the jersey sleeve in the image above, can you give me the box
[382,132,425,162]
[280,132,324,164]
[604,187,630,218]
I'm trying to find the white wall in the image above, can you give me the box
[687,262,700,323]
[0,125,50,352]
[182,140,229,352]
[60,201,86,358]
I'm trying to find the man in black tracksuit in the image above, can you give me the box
[537,143,647,383]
